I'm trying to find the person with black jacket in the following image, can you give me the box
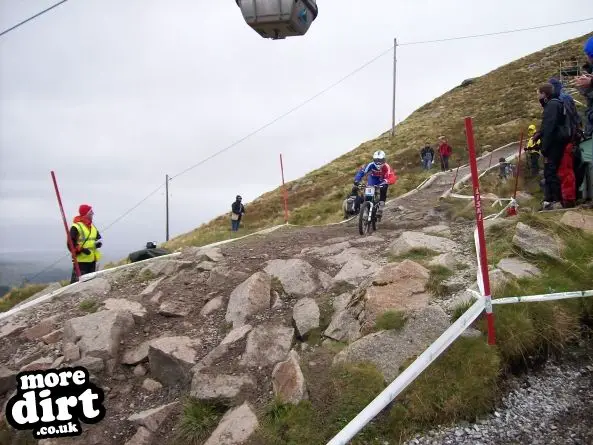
[534,83,570,210]
[231,195,245,232]
[420,143,435,170]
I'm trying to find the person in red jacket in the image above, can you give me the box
[438,136,453,171]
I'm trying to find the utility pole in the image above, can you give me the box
[391,37,397,137]
[165,174,170,242]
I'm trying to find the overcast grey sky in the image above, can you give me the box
[0,0,591,268]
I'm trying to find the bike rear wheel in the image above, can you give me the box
[359,202,371,235]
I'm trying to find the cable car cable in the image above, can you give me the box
[0,0,69,38]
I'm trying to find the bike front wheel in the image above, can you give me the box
[359,202,371,235]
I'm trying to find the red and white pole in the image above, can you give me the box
[279,154,289,224]
[51,171,81,280]
[464,117,496,345]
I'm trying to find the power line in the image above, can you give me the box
[0,0,69,38]
[399,17,593,46]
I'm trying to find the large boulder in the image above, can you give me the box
[23,315,59,341]
[198,325,252,370]
[201,296,224,316]
[324,308,362,343]
[422,225,452,237]
[272,350,308,404]
[389,232,459,256]
[60,277,111,298]
[240,324,294,368]
[292,298,320,338]
[332,258,380,286]
[191,373,256,401]
[497,258,541,279]
[0,366,17,396]
[103,299,147,322]
[512,222,565,261]
[63,310,135,360]
[128,402,179,433]
[225,272,272,328]
[559,211,593,234]
[184,246,224,263]
[334,306,451,382]
[121,341,150,365]
[263,259,327,297]
[148,336,198,387]
[428,253,458,270]
[140,259,193,277]
[203,402,259,445]
[363,260,431,329]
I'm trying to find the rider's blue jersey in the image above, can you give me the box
[354,162,389,186]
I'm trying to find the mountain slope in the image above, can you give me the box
[162,31,593,252]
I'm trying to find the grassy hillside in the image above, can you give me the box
[160,32,590,251]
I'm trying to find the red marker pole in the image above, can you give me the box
[512,130,525,200]
[279,154,289,224]
[464,117,496,345]
[51,171,81,280]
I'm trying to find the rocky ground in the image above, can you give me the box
[2,142,592,445]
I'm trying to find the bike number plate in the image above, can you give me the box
[365,186,375,197]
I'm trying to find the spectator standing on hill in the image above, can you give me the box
[231,195,245,232]
[68,204,102,283]
[575,36,593,138]
[438,136,452,171]
[420,142,435,170]
[534,83,571,210]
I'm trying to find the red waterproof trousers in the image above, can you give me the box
[557,143,576,204]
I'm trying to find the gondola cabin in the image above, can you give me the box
[235,0,318,40]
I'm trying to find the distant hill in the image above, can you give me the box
[0,259,69,288]
[161,32,593,253]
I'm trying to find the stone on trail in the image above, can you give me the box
[0,366,17,396]
[142,378,162,392]
[103,298,147,322]
[191,373,256,401]
[128,402,179,433]
[240,324,294,368]
[140,259,193,277]
[332,293,352,313]
[207,266,249,289]
[324,308,362,343]
[225,271,272,328]
[197,325,252,369]
[60,276,111,298]
[497,258,541,279]
[41,329,63,345]
[263,259,327,297]
[325,247,366,266]
[184,246,224,263]
[72,356,104,373]
[512,222,564,261]
[471,268,509,293]
[23,315,59,341]
[148,336,198,386]
[63,310,135,360]
[20,357,54,372]
[363,260,431,328]
[140,277,165,297]
[124,426,153,445]
[422,225,452,237]
[158,300,190,317]
[428,253,458,270]
[332,258,380,286]
[301,241,351,257]
[201,295,224,316]
[203,402,259,445]
[292,298,320,338]
[63,342,80,362]
[348,235,384,246]
[390,231,459,256]
[334,306,451,382]
[272,350,308,404]
[121,341,150,365]
[0,321,27,340]
[559,211,593,234]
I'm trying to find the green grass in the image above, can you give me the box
[175,398,228,445]
[388,248,438,264]
[450,300,475,322]
[426,265,455,298]
[78,298,99,313]
[0,283,48,312]
[374,310,407,331]
[252,362,386,445]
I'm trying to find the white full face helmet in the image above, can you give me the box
[372,150,386,168]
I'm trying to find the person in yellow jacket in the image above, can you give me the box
[68,204,103,283]
[525,124,542,177]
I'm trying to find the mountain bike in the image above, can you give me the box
[358,183,382,235]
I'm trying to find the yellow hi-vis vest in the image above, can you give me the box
[73,222,102,263]
[526,136,541,152]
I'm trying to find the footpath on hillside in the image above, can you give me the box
[1,141,592,445]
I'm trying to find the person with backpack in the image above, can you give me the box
[575,36,593,138]
[420,142,435,170]
[533,83,571,210]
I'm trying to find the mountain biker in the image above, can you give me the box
[352,150,397,219]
